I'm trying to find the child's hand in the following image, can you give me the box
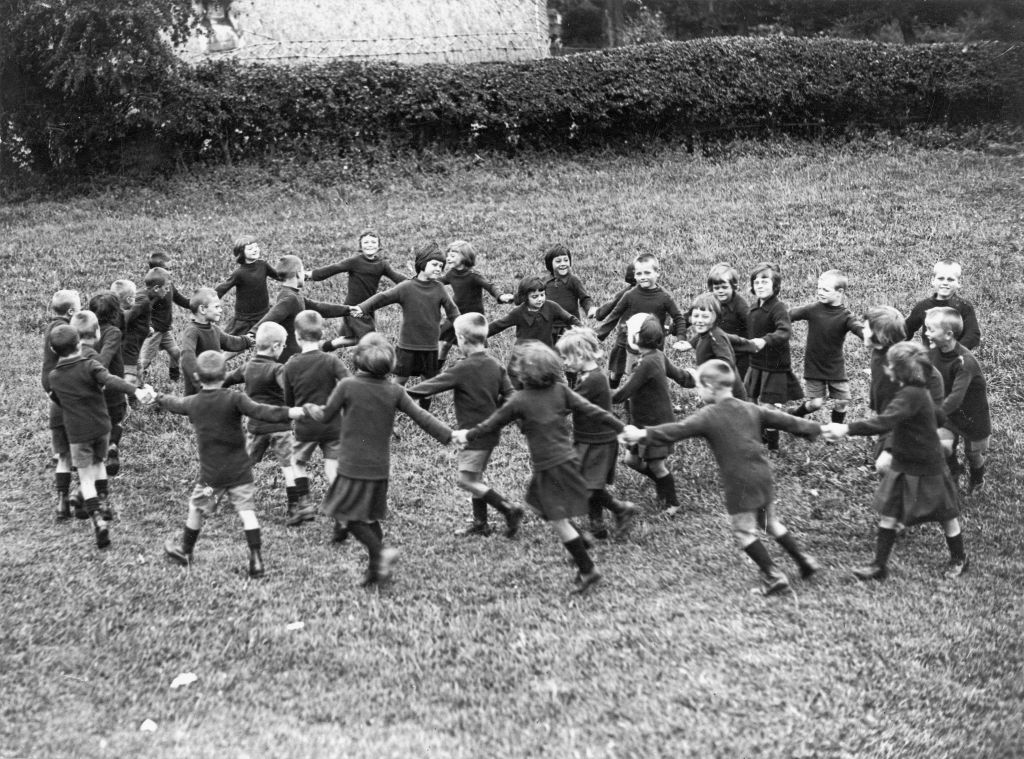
[751,338,767,351]
[672,340,692,352]
[874,450,893,474]
[618,425,645,445]
[586,306,598,318]
[451,430,469,447]
[499,293,514,304]
[288,407,306,420]
[302,270,313,281]
[303,403,326,421]
[349,306,363,319]
[245,333,256,348]
[135,385,156,405]
[820,423,849,442]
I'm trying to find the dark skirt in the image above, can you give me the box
[225,312,264,337]
[873,469,960,526]
[321,475,389,522]
[745,367,803,404]
[525,460,589,521]
[574,441,617,489]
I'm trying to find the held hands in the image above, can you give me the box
[134,385,157,405]
[499,293,514,304]
[451,430,469,448]
[750,338,767,352]
[349,306,364,319]
[820,423,849,442]
[245,333,257,348]
[672,340,692,352]
[618,424,645,445]
[303,403,326,422]
[586,306,598,319]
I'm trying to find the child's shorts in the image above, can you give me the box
[938,428,990,455]
[745,367,803,405]
[804,379,851,401]
[248,430,294,468]
[628,441,672,462]
[188,481,256,516]
[574,440,617,489]
[395,348,439,379]
[293,438,342,465]
[69,434,110,469]
[457,448,493,474]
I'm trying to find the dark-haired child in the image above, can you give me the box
[437,240,513,365]
[744,262,802,451]
[905,259,981,351]
[823,342,968,581]
[453,341,627,593]
[215,235,282,336]
[925,307,991,494]
[139,265,190,383]
[621,359,821,596]
[308,333,455,587]
[43,289,80,520]
[676,292,749,401]
[556,327,639,540]
[543,243,597,342]
[158,350,308,578]
[180,287,254,395]
[87,292,127,487]
[409,312,523,538]
[305,229,407,347]
[706,262,750,379]
[487,275,580,348]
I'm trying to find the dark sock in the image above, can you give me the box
[588,490,610,521]
[790,402,811,418]
[182,526,200,553]
[295,477,310,496]
[84,497,100,516]
[471,498,488,523]
[743,540,775,573]
[775,530,811,570]
[830,409,846,424]
[481,488,511,515]
[969,465,985,483]
[945,532,965,562]
[654,474,679,508]
[874,527,897,568]
[96,479,109,498]
[563,537,595,575]
[946,454,963,475]
[609,375,621,389]
[765,429,780,450]
[55,472,71,494]
[349,521,383,565]
[244,528,262,550]
[286,485,297,507]
[369,520,384,541]
[756,507,768,531]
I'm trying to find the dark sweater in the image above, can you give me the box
[847,384,946,476]
[310,254,407,305]
[544,273,594,324]
[612,350,694,427]
[215,260,281,319]
[95,324,126,409]
[180,321,251,395]
[571,369,618,444]
[48,356,137,442]
[283,351,350,443]
[253,286,352,363]
[693,326,747,399]
[442,268,506,315]
[717,293,749,342]
[905,293,981,351]
[487,301,579,347]
[157,388,292,488]
[789,302,863,381]
[929,343,990,440]
[149,285,191,333]
[596,285,686,342]
[120,292,152,365]
[747,294,792,372]
[225,354,290,435]
[359,279,459,351]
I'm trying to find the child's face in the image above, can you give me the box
[931,265,961,299]
[710,280,733,302]
[559,352,584,373]
[551,255,572,277]
[924,318,954,349]
[243,242,260,262]
[689,307,716,334]
[116,291,134,310]
[883,361,896,382]
[200,299,223,323]
[862,321,877,349]
[526,290,546,310]
[816,278,843,306]
[420,259,444,280]
[752,273,774,300]
[633,262,658,290]
[445,249,464,270]
[360,236,380,260]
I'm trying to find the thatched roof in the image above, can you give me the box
[180,0,549,65]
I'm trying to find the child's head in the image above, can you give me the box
[88,291,122,327]
[358,230,381,260]
[864,305,906,350]
[196,350,227,384]
[556,327,603,373]
[453,312,487,349]
[931,259,962,299]
[706,263,739,302]
[233,235,260,264]
[510,340,562,389]
[885,341,930,386]
[543,244,572,277]
[50,289,81,317]
[353,332,395,377]
[276,255,304,283]
[632,253,660,290]
[924,306,962,349]
[630,313,664,351]
[110,280,137,310]
[816,270,847,306]
[515,275,546,308]
[189,287,223,323]
[695,358,736,403]
[70,310,99,342]
[446,240,476,270]
[294,310,324,343]
[49,324,80,358]
[749,262,782,300]
[144,267,169,293]
[688,292,721,334]
[623,261,636,286]
[255,322,287,357]
[414,242,445,278]
[147,251,169,270]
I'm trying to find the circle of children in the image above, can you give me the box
[42,230,989,595]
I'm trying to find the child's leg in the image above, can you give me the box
[166,484,209,565]
[236,484,264,577]
[853,515,899,580]
[760,402,782,450]
[938,429,963,478]
[731,511,789,595]
[590,488,639,539]
[646,458,679,514]
[75,455,110,549]
[54,444,73,520]
[164,335,182,379]
[790,397,824,418]
[761,505,819,579]
[551,518,600,590]
[288,441,316,525]
[347,520,397,585]
[941,518,968,577]
[324,457,338,486]
[964,437,988,494]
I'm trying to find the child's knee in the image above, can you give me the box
[806,397,825,410]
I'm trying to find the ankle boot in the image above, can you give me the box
[55,492,71,521]
[248,548,265,578]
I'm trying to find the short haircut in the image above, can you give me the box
[196,350,226,383]
[543,244,572,273]
[633,252,660,270]
[453,312,487,345]
[865,306,906,349]
[749,262,782,295]
[886,341,930,386]
[510,340,562,389]
[49,324,79,357]
[925,306,963,339]
[255,322,287,350]
[353,333,395,376]
[689,292,721,319]
[707,262,739,290]
[233,234,258,263]
[358,229,380,246]
[696,359,735,390]
[447,240,477,268]
[556,327,603,364]
[70,310,99,340]
[50,289,80,316]
[819,269,848,290]
[635,314,665,350]
[933,259,962,278]
[144,267,168,288]
[514,275,546,306]
[189,287,219,314]
[88,292,122,326]
[276,255,304,278]
[110,279,136,301]
[294,310,324,342]
[147,251,169,268]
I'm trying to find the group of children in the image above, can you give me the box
[41,230,991,595]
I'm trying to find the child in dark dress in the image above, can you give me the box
[542,243,597,342]
[437,240,513,365]
[706,262,750,379]
[487,276,581,348]
[216,235,282,336]
[675,292,749,400]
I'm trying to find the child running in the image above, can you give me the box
[706,262,751,380]
[139,265,189,384]
[215,235,282,337]
[42,289,81,520]
[542,243,597,342]
[180,287,254,395]
[487,275,581,348]
[85,293,127,489]
[437,240,513,365]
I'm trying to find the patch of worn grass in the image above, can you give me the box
[2,143,1023,757]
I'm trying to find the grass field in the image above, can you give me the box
[2,142,1023,758]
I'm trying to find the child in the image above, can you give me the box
[251,255,352,363]
[612,315,695,514]
[437,240,513,365]
[596,253,686,388]
[706,262,751,379]
[157,351,308,578]
[788,270,864,423]
[47,325,149,548]
[409,313,524,538]
[676,292,748,400]
[556,327,639,540]
[924,307,991,493]
[215,235,282,336]
[905,259,981,351]
[594,263,636,389]
[139,264,190,383]
[111,279,151,389]
[86,292,127,485]
[620,359,822,595]
[823,342,968,581]
[180,287,254,395]
[487,275,581,348]
[223,322,298,517]
[305,229,407,347]
[543,244,597,341]
[282,310,351,527]
[744,262,802,451]
[356,242,460,407]
[452,341,628,594]
[307,333,455,587]
[42,289,80,520]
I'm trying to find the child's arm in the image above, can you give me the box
[903,300,928,344]
[95,327,123,370]
[760,301,793,347]
[307,257,356,282]
[179,326,201,387]
[663,295,686,337]
[87,360,146,399]
[356,284,402,317]
[463,399,519,441]
[154,392,190,416]
[406,368,458,400]
[594,286,629,322]
[566,386,625,432]
[641,413,712,446]
[549,302,581,329]
[474,272,513,304]
[235,392,303,424]
[440,291,460,322]
[306,378,348,423]
[264,260,282,282]
[939,355,977,420]
[788,304,811,322]
[571,275,597,318]
[758,407,822,440]
[498,368,515,405]
[958,302,981,350]
[171,286,192,310]
[664,356,697,389]
[396,390,454,444]
[843,391,917,437]
[223,364,246,388]
[382,261,409,285]
[611,359,652,404]
[218,329,253,353]
[595,291,632,341]
[846,311,865,342]
[304,296,354,320]
[487,309,519,337]
[251,293,297,335]
[214,270,239,298]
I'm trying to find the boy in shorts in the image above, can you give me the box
[180,287,254,395]
[42,289,80,520]
[905,259,981,350]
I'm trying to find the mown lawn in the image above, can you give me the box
[2,142,1023,757]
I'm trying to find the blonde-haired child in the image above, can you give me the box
[904,259,981,350]
[437,240,513,365]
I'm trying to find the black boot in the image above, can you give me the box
[248,548,265,578]
[55,491,71,521]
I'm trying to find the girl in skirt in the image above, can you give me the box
[823,341,968,580]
